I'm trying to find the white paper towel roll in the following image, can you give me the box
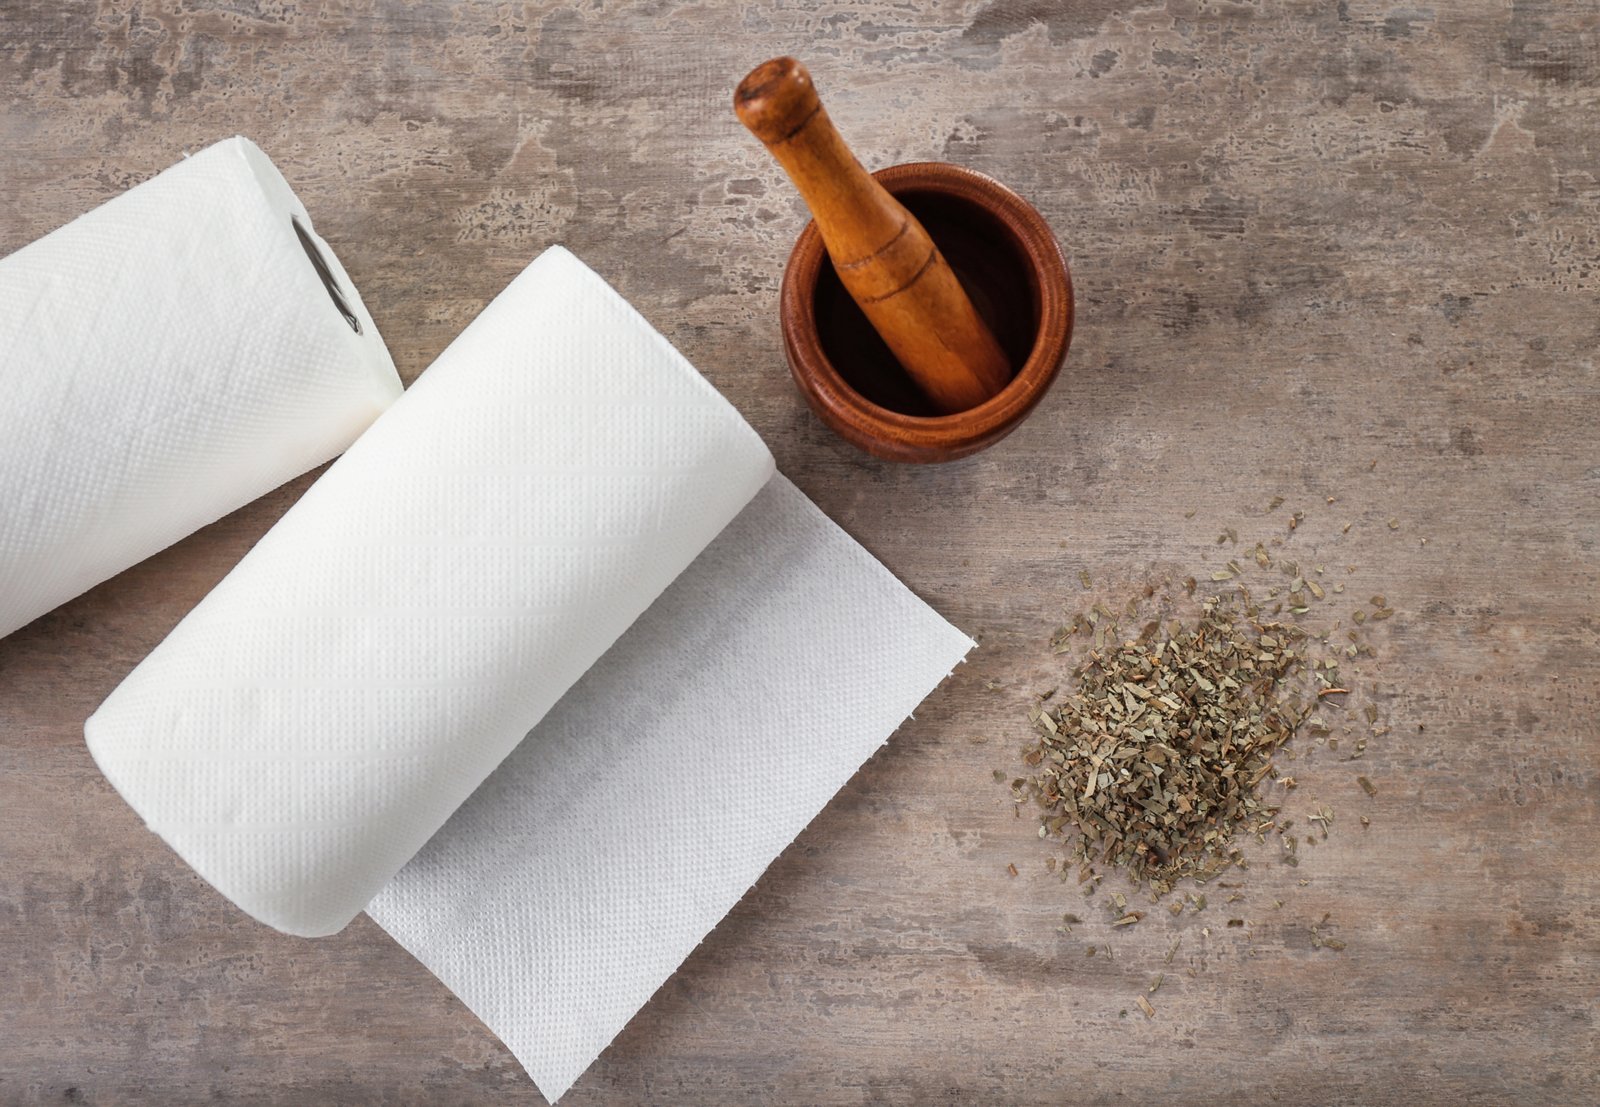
[0,136,401,640]
[86,246,776,937]
[86,246,973,1099]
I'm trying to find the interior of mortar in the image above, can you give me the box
[812,189,1041,418]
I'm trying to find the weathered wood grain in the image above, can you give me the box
[2,0,1597,1103]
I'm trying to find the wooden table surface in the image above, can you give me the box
[3,1,1597,1103]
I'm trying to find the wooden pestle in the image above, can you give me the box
[735,57,1014,415]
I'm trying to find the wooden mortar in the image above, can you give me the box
[735,58,1073,463]
[782,162,1074,463]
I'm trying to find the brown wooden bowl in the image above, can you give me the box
[780,161,1073,463]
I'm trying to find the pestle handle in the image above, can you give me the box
[735,57,1013,415]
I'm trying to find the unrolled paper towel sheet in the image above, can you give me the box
[87,246,973,1099]
[368,473,974,1100]
[0,136,402,640]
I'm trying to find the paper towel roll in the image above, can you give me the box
[86,247,776,937]
[0,136,401,641]
[86,245,973,1099]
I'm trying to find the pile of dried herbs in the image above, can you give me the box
[1021,591,1311,895]
[995,499,1409,1018]
[1007,497,1404,914]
